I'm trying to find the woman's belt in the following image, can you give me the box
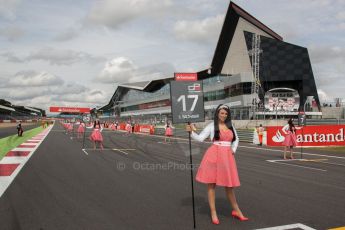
[213,141,231,146]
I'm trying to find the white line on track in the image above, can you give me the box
[255,223,317,230]
[82,149,88,155]
[113,149,128,155]
[81,148,135,155]
[112,149,136,155]
[157,141,172,145]
[240,145,345,160]
[266,159,327,171]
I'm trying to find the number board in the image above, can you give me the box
[82,115,90,122]
[298,113,306,126]
[170,81,205,124]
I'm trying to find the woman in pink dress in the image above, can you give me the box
[282,118,297,159]
[90,120,103,150]
[186,104,248,225]
[67,122,73,134]
[110,122,116,131]
[164,122,173,143]
[125,121,132,135]
[77,122,85,139]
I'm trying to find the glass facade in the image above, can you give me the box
[226,82,252,97]
[120,84,170,103]
[119,76,253,112]
[121,99,171,112]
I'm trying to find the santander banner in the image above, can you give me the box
[174,73,197,81]
[267,125,345,147]
[50,107,90,113]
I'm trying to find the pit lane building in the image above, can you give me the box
[97,2,321,122]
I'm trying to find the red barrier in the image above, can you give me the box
[139,125,152,134]
[267,125,345,147]
[119,123,126,130]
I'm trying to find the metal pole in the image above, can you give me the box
[188,123,196,229]
[82,120,86,149]
[301,100,308,159]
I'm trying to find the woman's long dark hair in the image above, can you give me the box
[288,118,295,133]
[93,120,101,128]
[214,104,236,142]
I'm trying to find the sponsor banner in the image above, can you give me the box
[174,72,197,81]
[267,125,345,147]
[139,99,171,110]
[49,107,90,113]
[139,125,151,133]
[139,125,155,134]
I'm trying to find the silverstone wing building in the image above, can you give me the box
[97,2,321,122]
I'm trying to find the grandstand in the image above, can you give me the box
[0,99,45,121]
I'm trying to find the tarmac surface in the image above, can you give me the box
[0,122,344,230]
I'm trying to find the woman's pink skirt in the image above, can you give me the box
[283,132,297,147]
[77,125,84,133]
[196,144,240,187]
[165,127,173,136]
[90,129,103,142]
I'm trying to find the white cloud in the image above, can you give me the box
[309,45,345,64]
[317,89,332,103]
[95,57,175,84]
[56,90,106,104]
[173,15,224,44]
[0,26,25,41]
[54,28,80,42]
[26,47,105,66]
[85,0,173,29]
[1,51,23,62]
[0,0,21,20]
[96,57,136,83]
[1,0,344,110]
[336,11,345,21]
[0,70,108,110]
[6,71,64,87]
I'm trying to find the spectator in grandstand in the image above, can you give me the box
[186,104,248,225]
[282,118,297,159]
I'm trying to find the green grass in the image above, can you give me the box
[0,126,45,160]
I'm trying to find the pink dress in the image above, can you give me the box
[165,127,173,136]
[90,125,103,142]
[126,124,132,133]
[196,129,240,187]
[77,123,85,134]
[283,128,297,147]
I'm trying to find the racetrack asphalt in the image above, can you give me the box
[0,122,344,230]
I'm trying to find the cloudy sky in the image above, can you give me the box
[0,0,344,112]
